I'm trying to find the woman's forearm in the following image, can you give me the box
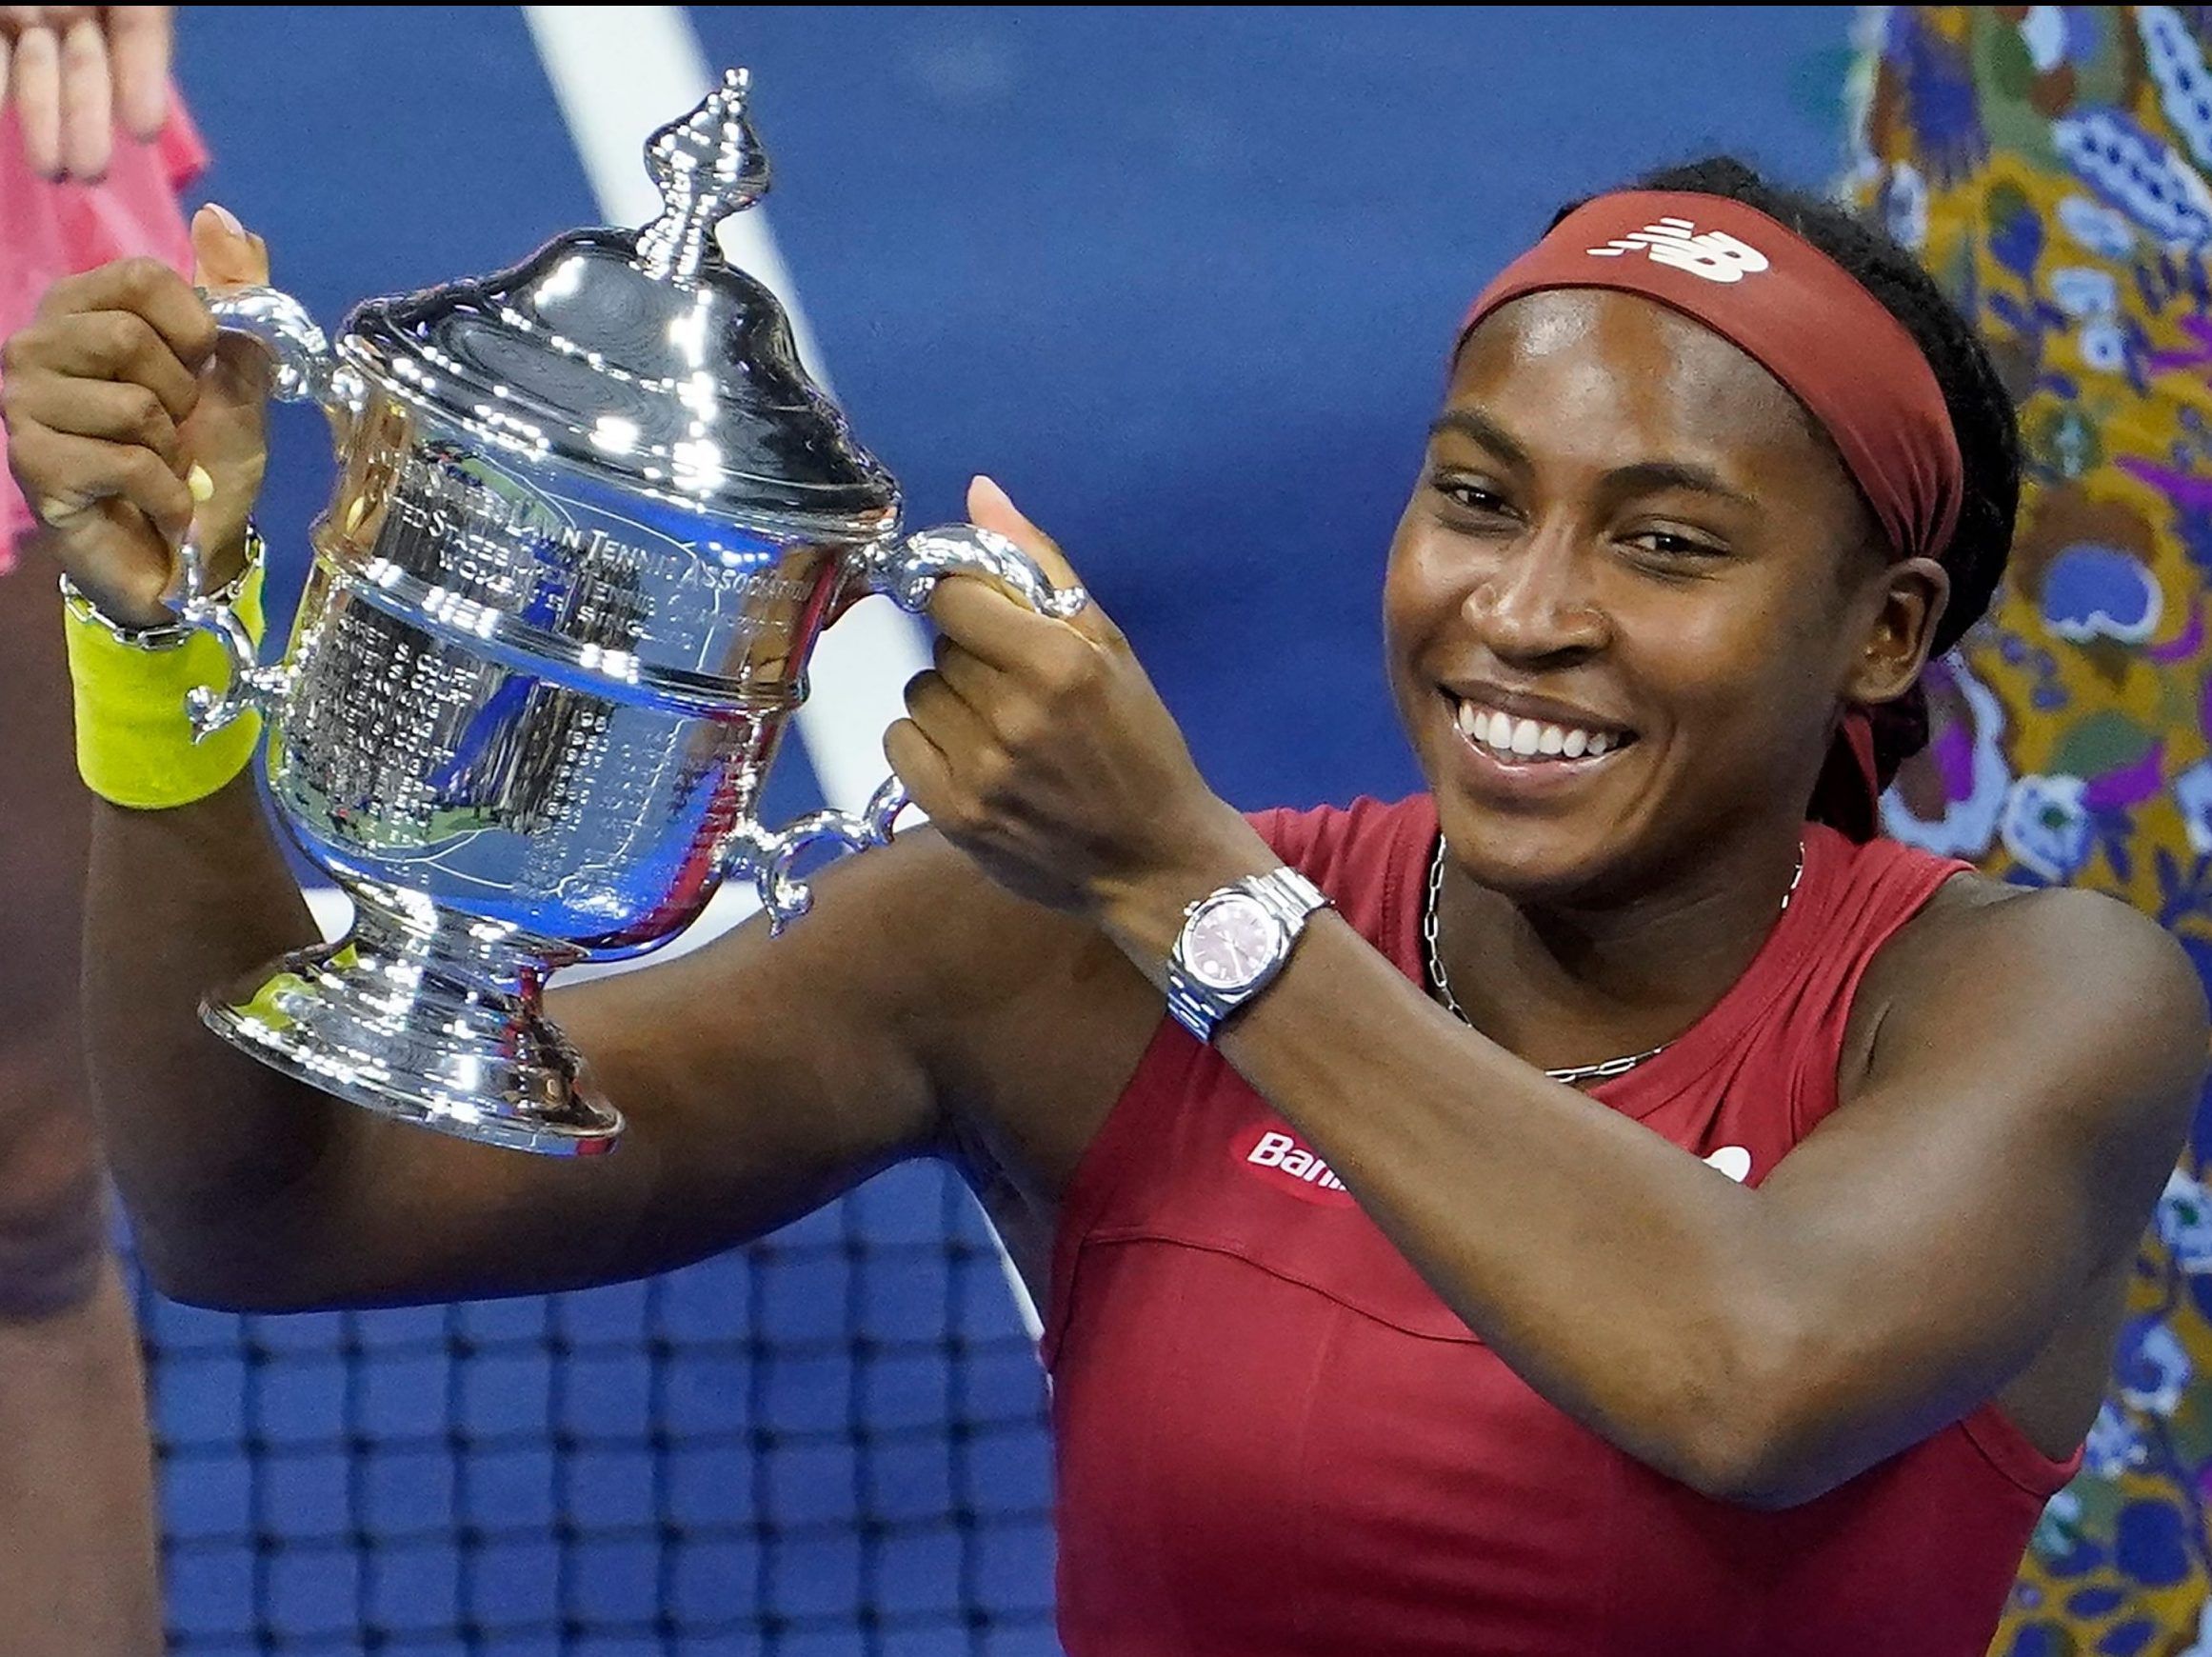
[82,772,360,1302]
[1096,850,1781,1496]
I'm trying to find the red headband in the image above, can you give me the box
[1461,191,1963,563]
[1458,191,1965,839]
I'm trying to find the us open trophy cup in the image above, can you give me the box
[169,70,1083,1155]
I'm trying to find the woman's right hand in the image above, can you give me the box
[0,204,272,626]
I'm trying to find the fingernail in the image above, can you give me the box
[204,201,245,238]
[188,463,214,503]
[972,473,1012,509]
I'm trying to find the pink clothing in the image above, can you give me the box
[0,90,207,570]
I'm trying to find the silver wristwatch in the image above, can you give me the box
[1165,866,1331,1043]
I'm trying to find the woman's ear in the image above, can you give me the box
[1845,554,1950,705]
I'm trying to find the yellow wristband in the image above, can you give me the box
[63,558,269,809]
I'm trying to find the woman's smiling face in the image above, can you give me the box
[1385,288,1947,901]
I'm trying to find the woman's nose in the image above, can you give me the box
[1464,530,1610,664]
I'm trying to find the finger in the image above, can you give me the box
[883,717,961,826]
[189,202,270,289]
[10,424,192,545]
[966,471,1119,645]
[927,542,1126,679]
[107,4,169,138]
[927,570,1069,672]
[0,6,59,33]
[13,22,62,177]
[931,631,1003,708]
[0,31,12,126]
[927,636,1045,757]
[903,665,997,763]
[27,494,176,622]
[6,371,182,470]
[33,254,217,365]
[967,473,1079,589]
[56,10,108,179]
[11,305,203,418]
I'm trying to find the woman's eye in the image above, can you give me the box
[1431,475,1513,517]
[1626,530,1726,564]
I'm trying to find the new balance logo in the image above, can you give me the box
[1233,1126,1357,1208]
[1587,217,1770,283]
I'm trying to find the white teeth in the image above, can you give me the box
[1453,699,1625,762]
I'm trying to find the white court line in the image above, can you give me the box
[522,4,1045,1344]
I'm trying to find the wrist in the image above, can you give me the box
[63,527,269,809]
[47,522,253,629]
[1090,807,1283,974]
[1162,865,1334,1044]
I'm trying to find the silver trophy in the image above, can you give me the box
[169,70,1084,1156]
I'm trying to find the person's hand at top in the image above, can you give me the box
[1,205,272,625]
[1,6,173,183]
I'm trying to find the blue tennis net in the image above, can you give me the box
[138,1159,1057,1655]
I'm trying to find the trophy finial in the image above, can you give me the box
[636,67,771,280]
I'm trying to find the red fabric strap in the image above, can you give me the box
[1462,190,1963,563]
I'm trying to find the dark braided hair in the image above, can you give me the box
[1549,157,2021,808]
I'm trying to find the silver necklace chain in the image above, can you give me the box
[1421,838,1804,1087]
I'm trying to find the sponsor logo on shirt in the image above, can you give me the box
[1231,1126,1749,1204]
[1232,1125,1358,1208]
[1703,1145,1753,1183]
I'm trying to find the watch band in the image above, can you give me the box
[59,523,268,652]
[1165,866,1331,1044]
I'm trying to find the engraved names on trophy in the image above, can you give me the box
[273,431,806,940]
[368,443,825,690]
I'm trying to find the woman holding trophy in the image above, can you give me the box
[2,65,2205,1652]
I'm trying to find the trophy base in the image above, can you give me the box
[201,891,623,1157]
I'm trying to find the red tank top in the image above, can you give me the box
[1045,794,2081,1657]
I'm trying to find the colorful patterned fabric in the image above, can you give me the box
[1851,9,2212,1650]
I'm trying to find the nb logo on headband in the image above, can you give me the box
[1588,217,1770,284]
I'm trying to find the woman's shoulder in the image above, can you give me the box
[1856,866,2206,1107]
[1899,865,2178,962]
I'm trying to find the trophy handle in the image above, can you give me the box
[167,287,342,738]
[172,533,293,739]
[200,285,338,409]
[856,524,1091,624]
[725,525,1089,934]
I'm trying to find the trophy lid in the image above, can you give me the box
[343,70,898,535]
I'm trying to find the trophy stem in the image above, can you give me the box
[201,882,623,1156]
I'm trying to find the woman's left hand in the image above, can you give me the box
[886,475,1262,922]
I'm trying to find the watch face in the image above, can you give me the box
[1186,893,1282,991]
